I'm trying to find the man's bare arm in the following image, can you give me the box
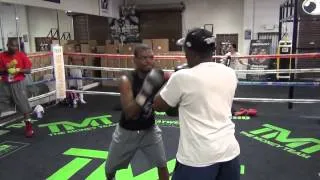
[119,75,142,120]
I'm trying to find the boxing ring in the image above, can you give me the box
[0,47,319,180]
[26,51,320,105]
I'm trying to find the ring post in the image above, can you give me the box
[52,45,66,100]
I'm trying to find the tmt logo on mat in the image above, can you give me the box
[241,124,320,159]
[47,148,246,180]
[38,115,116,136]
[38,115,180,136]
[37,113,250,136]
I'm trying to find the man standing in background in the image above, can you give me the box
[224,43,248,80]
[68,44,86,104]
[0,39,34,137]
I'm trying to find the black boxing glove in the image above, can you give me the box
[174,63,189,72]
[136,69,165,107]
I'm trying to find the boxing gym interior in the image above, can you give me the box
[0,0,319,179]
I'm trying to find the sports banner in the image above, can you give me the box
[247,39,273,81]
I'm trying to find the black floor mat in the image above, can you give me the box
[0,86,319,180]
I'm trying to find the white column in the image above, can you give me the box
[243,0,254,55]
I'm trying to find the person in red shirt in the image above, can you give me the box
[0,39,34,138]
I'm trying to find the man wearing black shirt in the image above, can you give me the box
[105,44,169,180]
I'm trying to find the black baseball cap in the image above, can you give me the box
[176,28,215,53]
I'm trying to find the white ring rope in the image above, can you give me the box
[31,66,54,73]
[65,65,320,74]
[65,65,135,72]
[28,64,320,104]
[66,90,320,104]
[29,65,320,76]
[65,65,171,72]
[66,90,120,96]
[234,98,320,103]
[236,68,320,74]
[65,65,175,72]
[28,91,56,102]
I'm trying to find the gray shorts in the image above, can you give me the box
[69,68,83,89]
[105,124,167,174]
[0,80,31,114]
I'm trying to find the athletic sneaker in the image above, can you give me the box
[25,121,34,138]
[80,99,87,104]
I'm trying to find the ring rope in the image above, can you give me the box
[65,65,320,74]
[31,66,54,73]
[64,52,320,60]
[238,81,320,87]
[28,91,56,102]
[66,90,120,96]
[67,77,118,81]
[234,98,320,103]
[24,52,320,108]
[236,68,320,74]
[67,90,320,103]
[65,65,135,72]
[64,77,320,87]
[29,77,320,87]
[29,79,55,86]
[27,52,52,58]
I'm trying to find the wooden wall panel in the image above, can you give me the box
[139,11,182,51]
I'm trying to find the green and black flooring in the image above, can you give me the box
[0,86,319,180]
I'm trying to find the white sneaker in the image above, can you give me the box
[80,99,87,104]
[73,99,78,108]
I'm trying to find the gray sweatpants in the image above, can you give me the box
[105,124,167,175]
[0,80,31,115]
[69,68,83,89]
